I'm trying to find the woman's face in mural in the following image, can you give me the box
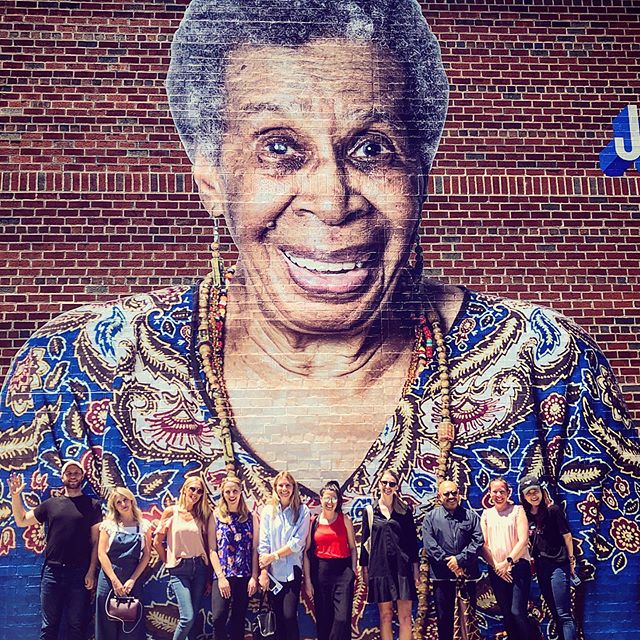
[195,39,423,334]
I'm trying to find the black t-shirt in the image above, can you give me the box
[34,494,102,566]
[527,504,570,563]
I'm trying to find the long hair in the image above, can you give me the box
[320,480,343,513]
[270,471,302,522]
[216,475,250,524]
[178,476,211,526]
[378,469,407,515]
[105,487,143,526]
[520,486,553,525]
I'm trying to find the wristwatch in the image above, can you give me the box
[506,556,514,565]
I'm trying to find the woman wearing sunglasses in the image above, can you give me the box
[360,470,420,640]
[304,481,357,640]
[154,476,211,640]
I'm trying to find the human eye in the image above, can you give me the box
[348,133,396,168]
[256,131,306,172]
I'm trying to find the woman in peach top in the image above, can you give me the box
[154,476,211,640]
[481,476,534,640]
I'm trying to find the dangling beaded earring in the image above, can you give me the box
[210,214,225,289]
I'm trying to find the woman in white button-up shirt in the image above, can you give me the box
[258,471,311,640]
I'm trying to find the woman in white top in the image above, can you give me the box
[481,476,535,640]
[154,476,211,640]
[96,487,152,640]
[258,470,311,640]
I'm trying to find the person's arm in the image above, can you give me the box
[123,525,152,595]
[359,505,371,575]
[85,521,100,590]
[507,506,530,563]
[481,511,512,583]
[422,512,447,563]
[344,514,358,573]
[153,507,173,565]
[480,511,498,570]
[208,513,230,598]
[248,511,259,597]
[425,512,463,577]
[98,526,126,596]
[8,473,38,527]
[257,506,271,591]
[303,516,315,598]
[553,505,576,576]
[455,511,485,570]
[404,509,421,586]
[260,505,310,567]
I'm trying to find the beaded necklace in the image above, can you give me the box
[196,269,454,482]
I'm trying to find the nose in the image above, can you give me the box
[292,154,368,225]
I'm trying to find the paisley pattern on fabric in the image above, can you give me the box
[0,284,638,639]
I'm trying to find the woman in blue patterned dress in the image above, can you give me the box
[209,474,259,639]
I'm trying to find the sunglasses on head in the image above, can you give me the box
[188,486,204,495]
[442,490,458,497]
[380,480,398,487]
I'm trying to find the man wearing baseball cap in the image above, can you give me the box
[9,460,102,640]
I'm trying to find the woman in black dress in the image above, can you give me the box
[359,470,420,640]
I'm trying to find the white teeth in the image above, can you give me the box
[284,251,369,273]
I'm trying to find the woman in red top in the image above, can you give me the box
[304,481,357,640]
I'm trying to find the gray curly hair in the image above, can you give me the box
[166,0,449,173]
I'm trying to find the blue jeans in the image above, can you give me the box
[40,563,90,640]
[168,557,208,640]
[489,560,535,640]
[536,558,576,640]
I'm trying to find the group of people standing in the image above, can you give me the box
[424,476,578,640]
[10,461,578,640]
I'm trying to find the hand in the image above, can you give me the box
[123,578,135,595]
[217,575,231,598]
[8,473,25,496]
[84,570,96,591]
[111,578,125,596]
[304,577,314,599]
[259,552,275,569]
[446,555,460,574]
[495,562,512,583]
[569,556,577,576]
[259,571,270,592]
[247,576,258,597]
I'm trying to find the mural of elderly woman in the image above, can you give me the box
[0,0,639,638]
[96,487,152,640]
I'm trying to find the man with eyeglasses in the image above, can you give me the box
[422,480,483,640]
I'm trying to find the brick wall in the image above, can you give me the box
[0,2,638,638]
[1,1,639,404]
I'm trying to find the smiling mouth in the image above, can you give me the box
[283,250,371,273]
[281,249,374,295]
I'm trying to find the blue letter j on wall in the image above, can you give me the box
[600,104,640,177]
